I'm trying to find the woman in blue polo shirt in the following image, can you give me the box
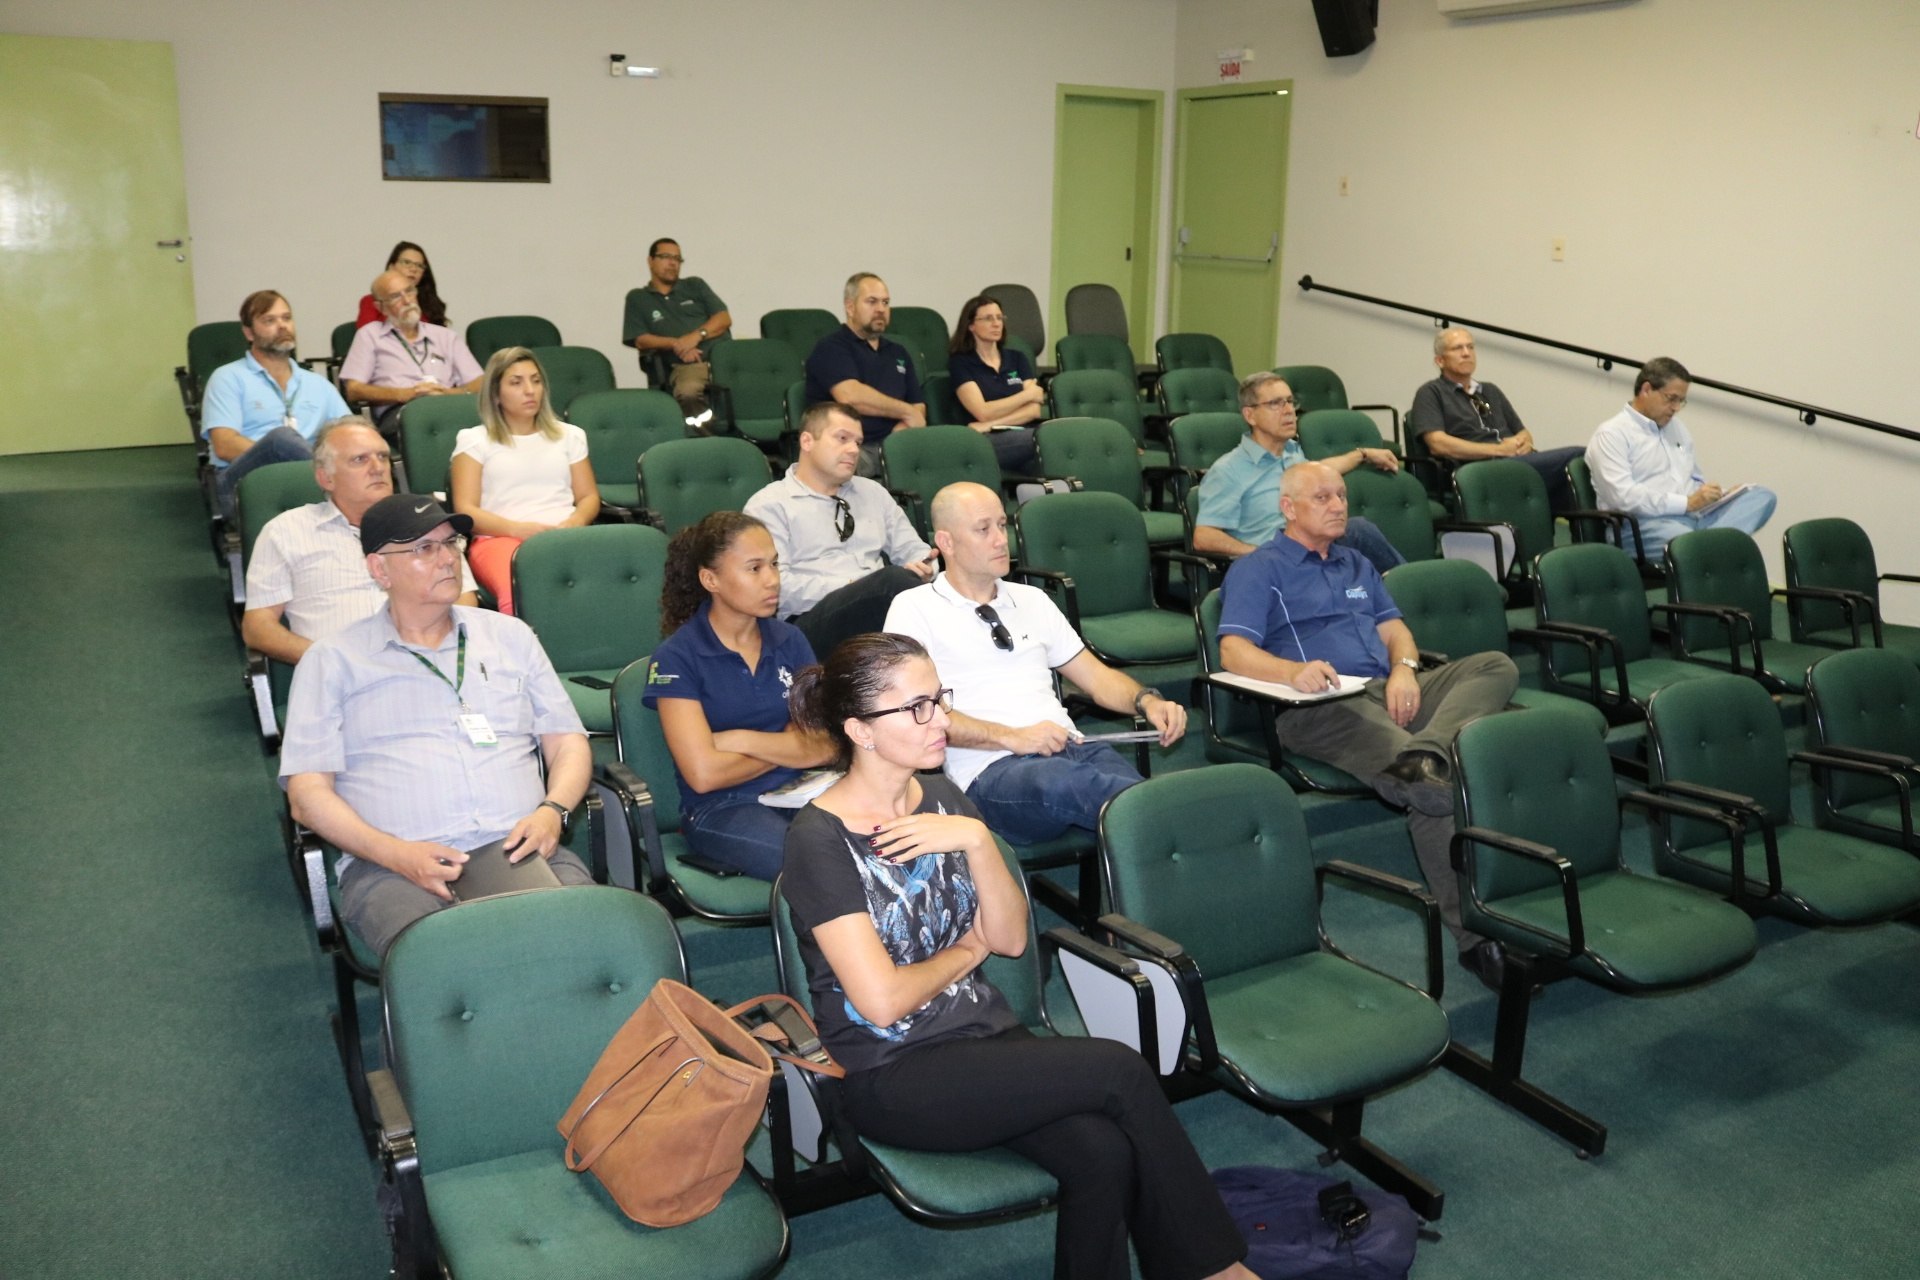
[947,294,1042,472]
[646,511,835,879]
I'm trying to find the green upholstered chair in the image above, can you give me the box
[758,308,839,356]
[1156,367,1241,419]
[526,345,616,418]
[879,424,1016,544]
[921,370,963,427]
[466,315,562,366]
[326,320,357,385]
[708,338,802,454]
[1450,458,1558,601]
[1803,647,1920,851]
[1782,518,1920,662]
[1661,527,1836,694]
[371,886,790,1280]
[1097,764,1452,1220]
[635,437,771,536]
[1154,332,1234,375]
[1033,417,1183,548]
[1273,364,1400,449]
[511,525,669,735]
[1298,408,1391,462]
[1563,456,1655,572]
[1045,369,1170,471]
[1165,411,1247,538]
[1054,333,1138,382]
[566,388,687,515]
[1014,491,1204,688]
[886,305,951,381]
[597,658,776,922]
[396,392,481,498]
[1532,543,1724,727]
[176,319,247,433]
[1445,707,1759,1155]
[1644,673,1920,924]
[235,461,324,747]
[982,282,1049,368]
[1063,282,1130,342]
[1346,468,1508,571]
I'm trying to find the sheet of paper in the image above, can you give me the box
[1207,671,1370,704]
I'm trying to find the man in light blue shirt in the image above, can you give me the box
[1587,357,1777,560]
[1191,371,1406,574]
[200,290,350,521]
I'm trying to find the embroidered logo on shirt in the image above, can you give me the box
[646,660,678,685]
[778,665,794,696]
[650,309,664,322]
[895,360,906,374]
[1346,586,1369,600]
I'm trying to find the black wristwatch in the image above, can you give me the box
[1132,687,1163,716]
[539,800,572,831]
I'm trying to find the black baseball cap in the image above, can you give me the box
[359,494,474,554]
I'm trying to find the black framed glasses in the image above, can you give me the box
[857,688,954,725]
[975,603,1014,651]
[831,495,856,542]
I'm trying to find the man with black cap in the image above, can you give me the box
[281,494,593,955]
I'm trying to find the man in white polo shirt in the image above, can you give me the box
[883,481,1186,843]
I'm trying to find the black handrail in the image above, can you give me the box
[1297,276,1919,446]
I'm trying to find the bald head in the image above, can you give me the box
[372,270,422,328]
[1281,460,1339,503]
[929,482,1009,590]
[1279,461,1349,553]
[930,481,1000,535]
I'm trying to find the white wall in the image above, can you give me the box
[1177,0,1920,593]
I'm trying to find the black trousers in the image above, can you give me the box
[836,1028,1246,1280]
[791,565,924,662]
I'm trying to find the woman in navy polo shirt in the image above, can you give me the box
[645,511,835,879]
[947,294,1042,473]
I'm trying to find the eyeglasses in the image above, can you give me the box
[974,603,1014,651]
[831,495,856,542]
[1657,392,1688,409]
[1254,396,1299,412]
[857,688,954,725]
[376,535,466,563]
[652,252,683,263]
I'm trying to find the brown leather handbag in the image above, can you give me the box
[557,978,841,1227]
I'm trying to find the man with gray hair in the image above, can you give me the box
[241,416,476,665]
[1409,327,1584,511]
[803,271,926,476]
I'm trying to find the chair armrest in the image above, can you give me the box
[368,1067,415,1159]
[1645,779,1773,828]
[1010,565,1083,633]
[1150,547,1215,599]
[594,761,668,889]
[1450,825,1586,961]
[1043,926,1179,1074]
[1622,788,1775,903]
[1417,649,1450,670]
[1317,860,1444,1000]
[1648,602,1760,675]
[1096,911,1185,961]
[289,819,339,951]
[244,647,281,751]
[1531,621,1630,710]
[1794,749,1916,847]
[1094,911,1217,1072]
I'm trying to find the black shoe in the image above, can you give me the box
[1376,752,1452,816]
[1458,940,1507,994]
[1383,750,1451,785]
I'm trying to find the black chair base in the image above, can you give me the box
[1285,1099,1446,1222]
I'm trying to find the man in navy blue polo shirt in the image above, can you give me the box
[803,272,925,477]
[1217,460,1518,987]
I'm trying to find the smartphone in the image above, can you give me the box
[569,675,614,690]
[677,851,744,878]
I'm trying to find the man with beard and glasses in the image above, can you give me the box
[200,290,351,520]
[340,269,482,425]
[281,495,592,957]
[883,481,1185,843]
[745,402,936,659]
[803,272,926,477]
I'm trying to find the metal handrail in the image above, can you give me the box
[1297,276,1919,446]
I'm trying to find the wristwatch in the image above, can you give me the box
[697,328,709,340]
[1132,687,1163,715]
[539,799,572,827]
[1396,657,1419,672]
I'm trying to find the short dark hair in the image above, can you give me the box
[238,290,286,329]
[660,511,767,634]
[789,632,931,769]
[800,401,859,440]
[648,238,679,259]
[1635,357,1692,397]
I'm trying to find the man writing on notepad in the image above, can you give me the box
[1217,462,1517,987]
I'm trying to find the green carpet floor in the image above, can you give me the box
[2,446,1916,1278]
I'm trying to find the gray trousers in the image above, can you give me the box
[1271,651,1519,946]
[340,846,595,957]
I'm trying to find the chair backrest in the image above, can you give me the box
[981,283,1045,357]
[383,886,686,1171]
[758,308,840,357]
[1454,457,1554,572]
[922,370,963,426]
[396,393,481,496]
[1646,674,1792,851]
[1453,707,1624,903]
[1664,527,1774,652]
[1155,332,1234,375]
[1016,490,1153,618]
[1196,589,1264,749]
[329,321,357,362]
[880,424,1002,535]
[467,315,563,366]
[511,524,670,671]
[1167,413,1247,476]
[1035,417,1145,508]
[1054,333,1137,381]
[1806,647,1920,810]
[1383,559,1513,662]
[1297,408,1387,461]
[237,461,324,566]
[1047,369,1147,448]
[1347,468,1438,564]
[1534,543,1655,671]
[1783,518,1879,639]
[1100,764,1322,978]
[709,338,802,446]
[612,655,685,833]
[1271,365,1349,416]
[1064,282,1130,343]
[1003,334,1039,369]
[186,321,247,387]
[637,436,772,535]
[1567,455,1598,509]
[1158,367,1241,418]
[527,344,616,416]
[566,388,688,488]
[887,306,951,380]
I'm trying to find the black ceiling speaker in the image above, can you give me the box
[1311,0,1378,57]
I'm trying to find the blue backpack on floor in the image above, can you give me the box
[1211,1166,1420,1280]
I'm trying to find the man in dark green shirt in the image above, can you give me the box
[621,237,733,424]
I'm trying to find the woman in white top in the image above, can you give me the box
[450,346,600,614]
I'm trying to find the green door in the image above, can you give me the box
[1050,87,1162,362]
[0,35,196,455]
[1170,84,1292,374]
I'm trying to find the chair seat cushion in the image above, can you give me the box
[597,482,641,510]
[1551,656,1709,702]
[1661,826,1920,925]
[1142,447,1172,472]
[859,1138,1057,1218]
[1205,952,1450,1104]
[662,835,774,920]
[1082,611,1199,663]
[1474,869,1756,991]
[1832,799,1914,844]
[1681,641,1832,693]
[1804,625,1920,660]
[1007,829,1094,871]
[424,1149,786,1280]
[1143,510,1185,546]
[561,671,619,734]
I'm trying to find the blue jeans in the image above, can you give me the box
[1634,486,1779,561]
[965,739,1143,844]
[684,792,797,881]
[1515,445,1586,511]
[215,425,314,522]
[1338,516,1405,575]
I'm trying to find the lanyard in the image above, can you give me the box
[406,624,467,706]
[394,329,431,372]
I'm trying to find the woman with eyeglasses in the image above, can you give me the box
[947,294,1042,472]
[780,633,1253,1280]
[354,241,449,329]
[646,512,835,880]
[448,346,599,614]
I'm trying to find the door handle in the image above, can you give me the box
[156,239,184,248]
[1173,231,1279,266]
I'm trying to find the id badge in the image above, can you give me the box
[282,414,298,432]
[458,712,498,746]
